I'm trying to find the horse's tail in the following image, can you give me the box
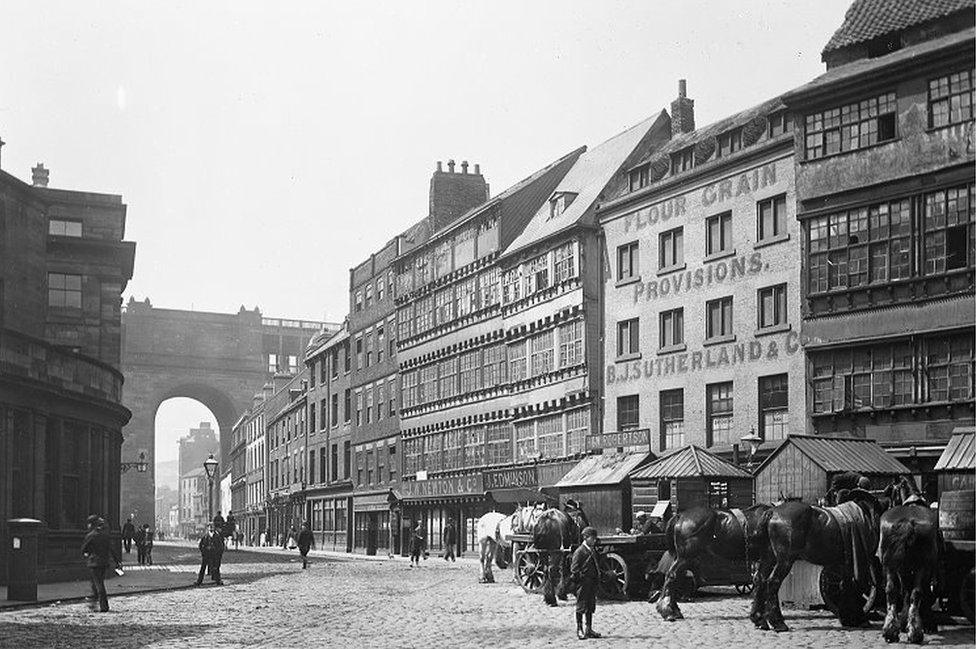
[880,519,915,567]
[664,514,677,555]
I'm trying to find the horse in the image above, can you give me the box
[475,504,545,583]
[652,504,773,622]
[533,500,589,607]
[878,475,941,644]
[755,488,885,632]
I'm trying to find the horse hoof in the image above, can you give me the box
[882,633,899,644]
[772,621,789,633]
[664,615,676,622]
[546,601,558,608]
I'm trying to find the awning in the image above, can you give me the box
[555,451,652,488]
[934,428,976,472]
[353,492,392,512]
[487,488,557,505]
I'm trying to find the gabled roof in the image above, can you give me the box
[501,111,668,259]
[630,445,752,480]
[555,451,652,488]
[934,428,976,471]
[755,434,910,476]
[822,0,974,54]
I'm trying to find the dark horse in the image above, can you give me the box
[755,489,885,632]
[653,504,773,621]
[533,500,589,607]
[879,475,941,644]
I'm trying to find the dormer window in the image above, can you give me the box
[768,111,793,137]
[670,147,694,175]
[548,192,577,220]
[717,128,742,157]
[629,164,650,192]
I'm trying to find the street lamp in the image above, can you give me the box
[740,427,763,472]
[203,453,219,523]
[120,451,149,474]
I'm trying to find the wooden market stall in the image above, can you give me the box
[554,450,653,534]
[629,445,753,516]
[933,427,975,622]
[753,434,910,505]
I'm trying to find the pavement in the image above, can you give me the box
[1,543,972,648]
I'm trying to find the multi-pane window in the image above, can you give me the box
[434,241,452,279]
[398,304,414,341]
[365,389,374,424]
[501,268,521,304]
[617,318,640,357]
[268,354,278,373]
[757,284,787,330]
[618,241,639,281]
[660,389,685,450]
[479,268,500,307]
[509,340,527,382]
[48,273,82,308]
[537,414,564,458]
[659,227,684,269]
[804,91,897,159]
[526,255,550,295]
[530,331,554,376]
[929,69,974,128]
[403,438,421,476]
[365,332,373,366]
[659,308,684,349]
[705,297,733,340]
[331,393,339,426]
[49,219,82,237]
[464,426,485,467]
[566,409,589,454]
[426,433,444,473]
[344,389,351,423]
[757,194,788,242]
[401,370,418,409]
[443,430,462,471]
[355,391,363,426]
[514,421,536,460]
[759,374,788,440]
[355,291,363,312]
[706,213,732,256]
[558,320,584,367]
[376,277,384,302]
[454,227,476,268]
[807,198,912,293]
[706,382,733,447]
[376,326,385,363]
[629,164,650,192]
[435,287,454,326]
[671,146,694,174]
[439,356,459,399]
[415,253,432,287]
[617,395,640,431]
[486,422,512,465]
[388,378,396,415]
[554,242,577,282]
[418,364,438,404]
[355,336,364,370]
[415,295,434,333]
[477,216,499,258]
[927,334,974,402]
[364,284,373,308]
[923,185,973,274]
[483,344,507,386]
[768,111,793,137]
[459,350,481,394]
[707,481,730,509]
[717,128,741,157]
[456,277,477,317]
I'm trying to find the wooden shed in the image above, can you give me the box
[555,451,653,534]
[754,434,909,505]
[934,427,976,493]
[629,445,753,516]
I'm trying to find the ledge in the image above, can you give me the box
[615,353,642,363]
[657,263,687,278]
[703,334,737,347]
[703,249,737,263]
[657,343,687,356]
[754,233,790,250]
[615,275,642,288]
[755,323,792,337]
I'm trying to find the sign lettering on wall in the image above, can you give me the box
[398,473,484,498]
[483,466,538,490]
[631,252,766,303]
[606,331,801,384]
[585,428,651,451]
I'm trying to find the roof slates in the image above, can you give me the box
[631,445,752,480]
[555,452,651,488]
[934,429,976,471]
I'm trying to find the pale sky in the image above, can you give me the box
[1,1,854,472]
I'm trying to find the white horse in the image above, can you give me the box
[476,504,546,583]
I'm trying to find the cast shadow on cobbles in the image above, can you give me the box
[0,621,216,649]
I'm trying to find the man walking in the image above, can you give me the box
[409,521,426,568]
[569,527,602,640]
[195,523,225,586]
[297,522,315,569]
[134,524,149,565]
[121,517,135,554]
[442,518,457,562]
[81,515,121,613]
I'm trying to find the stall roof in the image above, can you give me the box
[631,445,752,480]
[934,428,976,472]
[555,451,651,488]
[756,434,910,476]
[487,488,558,505]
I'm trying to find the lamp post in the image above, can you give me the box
[203,453,218,524]
[740,427,763,472]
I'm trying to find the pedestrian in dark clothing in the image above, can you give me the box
[442,519,457,562]
[144,528,154,565]
[224,513,237,545]
[134,524,149,565]
[297,522,315,569]
[409,522,426,567]
[195,523,225,586]
[286,525,298,550]
[213,511,226,536]
[81,515,121,612]
[121,518,135,554]
[570,527,602,640]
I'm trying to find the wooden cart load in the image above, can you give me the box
[934,427,975,623]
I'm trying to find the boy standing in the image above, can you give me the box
[569,526,602,640]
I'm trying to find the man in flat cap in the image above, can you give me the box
[570,526,602,640]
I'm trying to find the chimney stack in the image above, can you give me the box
[447,159,456,173]
[461,160,469,174]
[437,161,443,172]
[474,163,480,174]
[429,158,489,232]
[32,163,49,187]
[670,79,695,137]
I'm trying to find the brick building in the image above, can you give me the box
[265,371,309,543]
[176,422,218,533]
[0,159,134,582]
[598,81,803,492]
[394,150,582,554]
[782,0,975,497]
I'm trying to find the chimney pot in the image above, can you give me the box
[678,79,687,98]
[31,163,49,188]
[474,163,480,175]
[461,160,469,174]
[437,161,443,172]
[447,159,455,173]
[670,80,695,137]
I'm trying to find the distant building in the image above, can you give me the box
[0,159,135,582]
[264,371,309,543]
[179,468,208,538]
[176,422,218,533]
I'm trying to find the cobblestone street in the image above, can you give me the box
[1,552,973,649]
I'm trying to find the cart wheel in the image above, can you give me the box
[819,567,875,619]
[734,582,754,595]
[960,567,976,624]
[516,550,545,594]
[598,552,630,600]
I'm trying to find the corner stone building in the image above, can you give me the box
[0,162,135,582]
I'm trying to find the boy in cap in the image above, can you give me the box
[570,526,602,640]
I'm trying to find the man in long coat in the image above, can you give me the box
[121,517,135,554]
[81,515,121,612]
[195,523,225,586]
[570,527,602,640]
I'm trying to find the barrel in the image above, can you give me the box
[940,490,975,540]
